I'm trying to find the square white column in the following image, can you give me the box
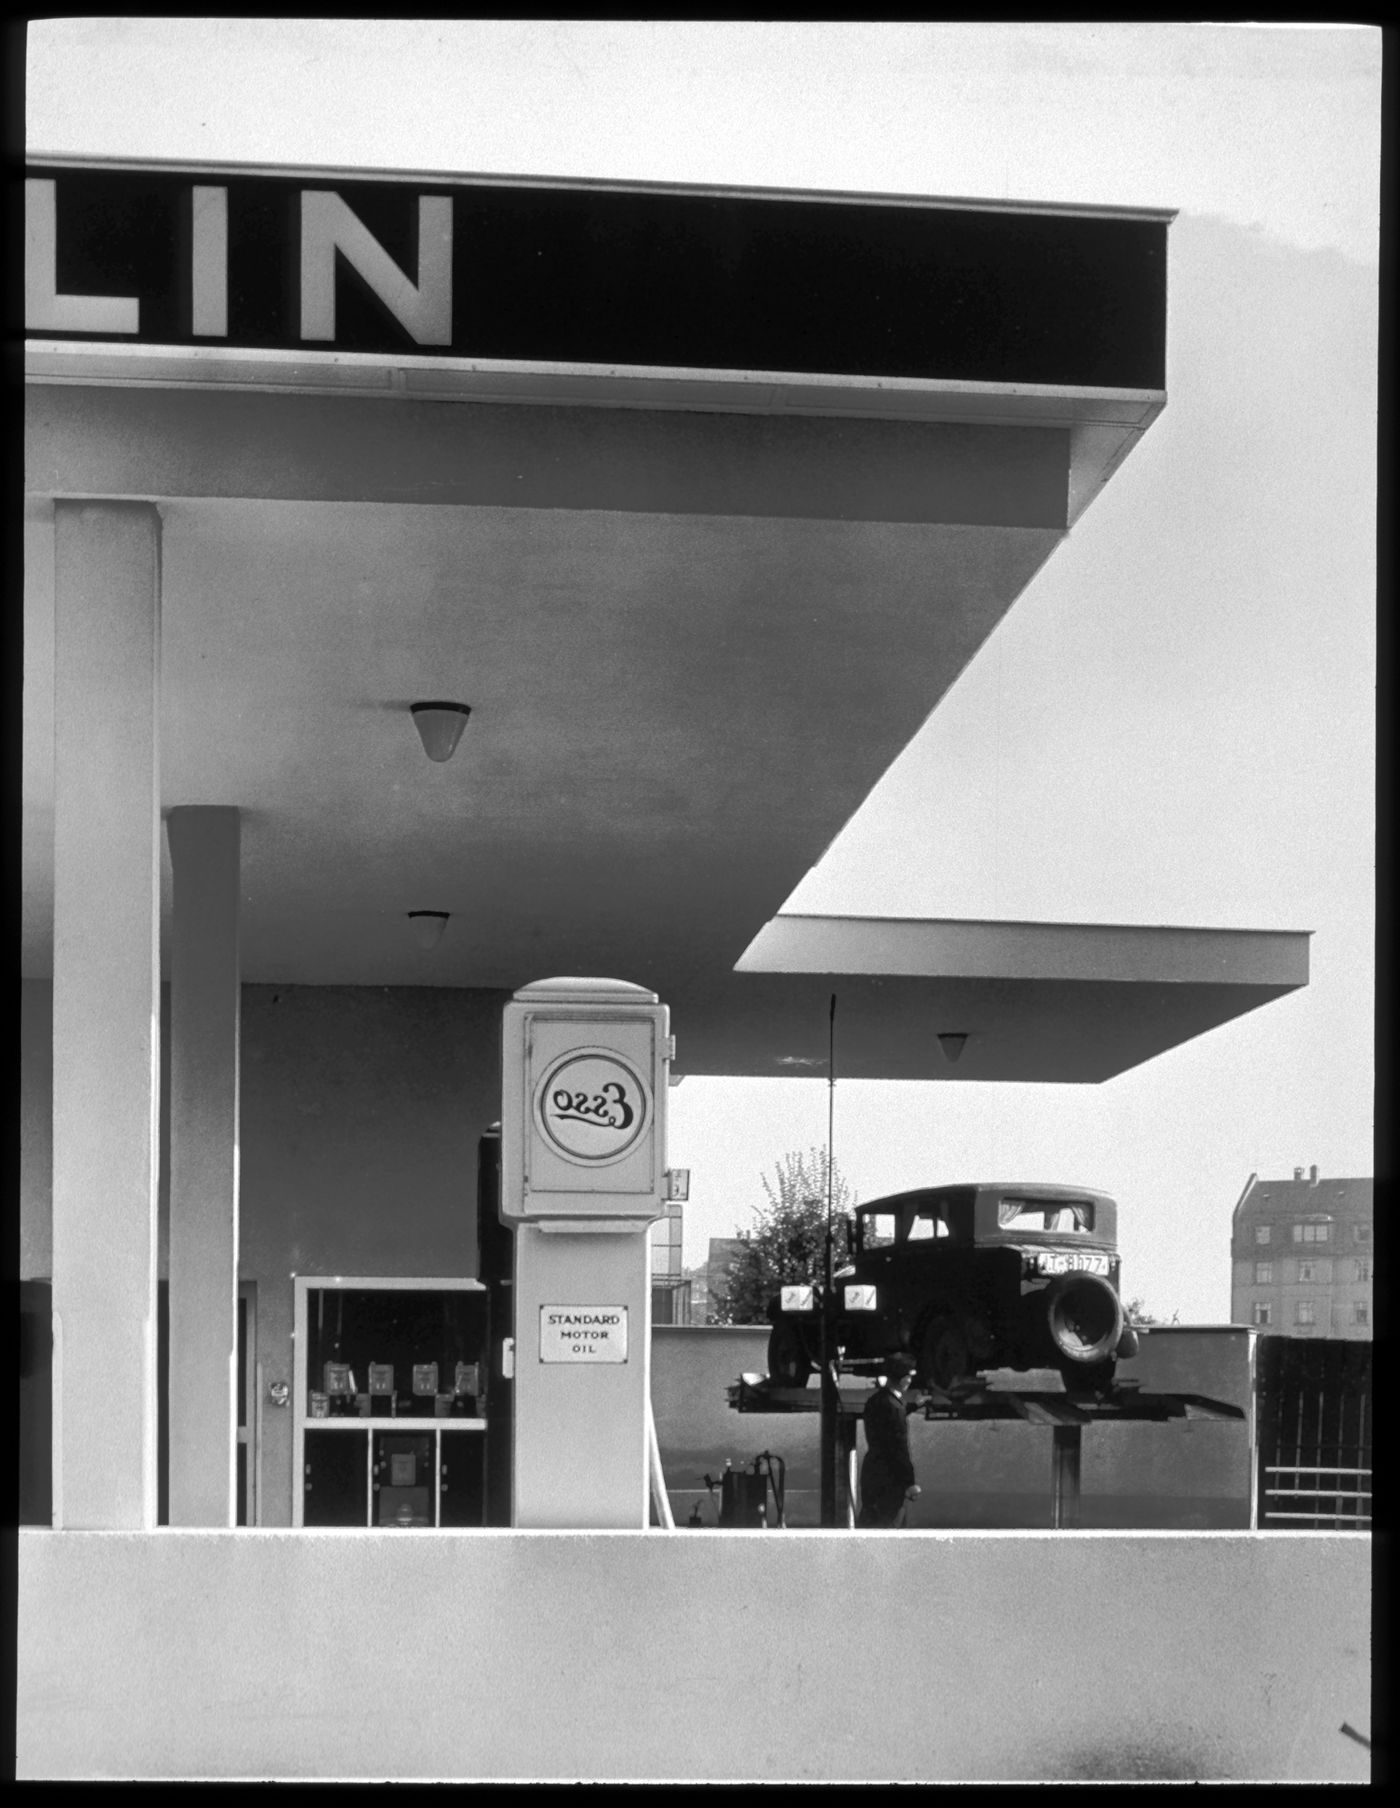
[166,806,241,1527]
[51,500,162,1529]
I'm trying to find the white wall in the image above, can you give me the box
[238,983,507,1524]
[18,1529,1370,1782]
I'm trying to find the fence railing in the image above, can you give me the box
[1255,1337,1371,1531]
[1260,1463,1371,1528]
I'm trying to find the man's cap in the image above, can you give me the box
[884,1352,917,1379]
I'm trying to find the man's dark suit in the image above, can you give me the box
[856,1381,916,1528]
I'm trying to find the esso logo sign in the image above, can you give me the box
[534,1050,651,1165]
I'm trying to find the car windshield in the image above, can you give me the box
[998,1198,1095,1233]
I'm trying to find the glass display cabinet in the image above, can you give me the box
[292,1277,490,1529]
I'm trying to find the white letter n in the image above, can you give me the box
[300,191,452,346]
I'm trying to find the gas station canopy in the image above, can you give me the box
[23,162,1307,1079]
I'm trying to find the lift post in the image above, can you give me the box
[1050,1426,1081,1531]
[818,994,839,1529]
[818,1355,840,1526]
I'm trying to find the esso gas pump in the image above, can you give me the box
[499,977,672,1528]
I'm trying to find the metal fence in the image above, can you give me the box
[1255,1336,1371,1528]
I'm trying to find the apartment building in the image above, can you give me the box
[1231,1168,1373,1339]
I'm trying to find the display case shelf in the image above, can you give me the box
[301,1417,487,1431]
[293,1277,491,1529]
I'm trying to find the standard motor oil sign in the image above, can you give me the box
[540,1306,629,1363]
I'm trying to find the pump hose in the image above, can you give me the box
[755,1450,787,1528]
[646,1394,675,1529]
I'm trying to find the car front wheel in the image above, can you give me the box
[767,1319,813,1387]
[920,1314,972,1391]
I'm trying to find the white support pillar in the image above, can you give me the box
[512,1226,654,1528]
[51,500,162,1530]
[166,806,241,1527]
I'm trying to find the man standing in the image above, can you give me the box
[856,1351,921,1528]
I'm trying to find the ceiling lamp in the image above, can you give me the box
[408,911,450,950]
[937,1032,969,1065]
[410,700,472,762]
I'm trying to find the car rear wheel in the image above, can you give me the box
[920,1315,972,1391]
[767,1319,813,1387]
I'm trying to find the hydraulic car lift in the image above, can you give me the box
[728,1370,1245,1529]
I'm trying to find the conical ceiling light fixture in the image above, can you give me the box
[408,911,450,950]
[410,700,472,762]
[937,1032,969,1065]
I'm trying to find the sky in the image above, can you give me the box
[27,20,1379,1321]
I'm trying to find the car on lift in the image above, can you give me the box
[765,1183,1140,1395]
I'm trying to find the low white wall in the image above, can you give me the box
[19,1528,1369,1782]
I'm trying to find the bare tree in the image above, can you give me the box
[710,1147,855,1325]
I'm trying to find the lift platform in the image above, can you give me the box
[727,1370,1245,1529]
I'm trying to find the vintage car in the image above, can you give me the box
[765,1183,1140,1394]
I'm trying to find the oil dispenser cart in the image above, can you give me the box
[728,1370,1244,1528]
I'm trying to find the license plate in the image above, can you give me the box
[1042,1251,1109,1276]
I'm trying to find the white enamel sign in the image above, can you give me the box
[540,1306,629,1363]
[501,977,669,1219]
[533,1050,651,1165]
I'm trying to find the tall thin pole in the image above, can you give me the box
[820,993,838,1527]
[827,993,836,1254]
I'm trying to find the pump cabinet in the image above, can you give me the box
[293,1277,490,1529]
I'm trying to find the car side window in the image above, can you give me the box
[863,1212,898,1248]
[907,1213,935,1241]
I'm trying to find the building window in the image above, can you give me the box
[649,1206,683,1280]
[1295,1300,1316,1326]
[1297,1260,1315,1284]
[1353,1303,1368,1327]
[1353,1224,1372,1244]
[1252,1303,1272,1326]
[1292,1222,1331,1244]
[1254,1261,1273,1285]
[1254,1225,1272,1246]
[1355,1260,1371,1283]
